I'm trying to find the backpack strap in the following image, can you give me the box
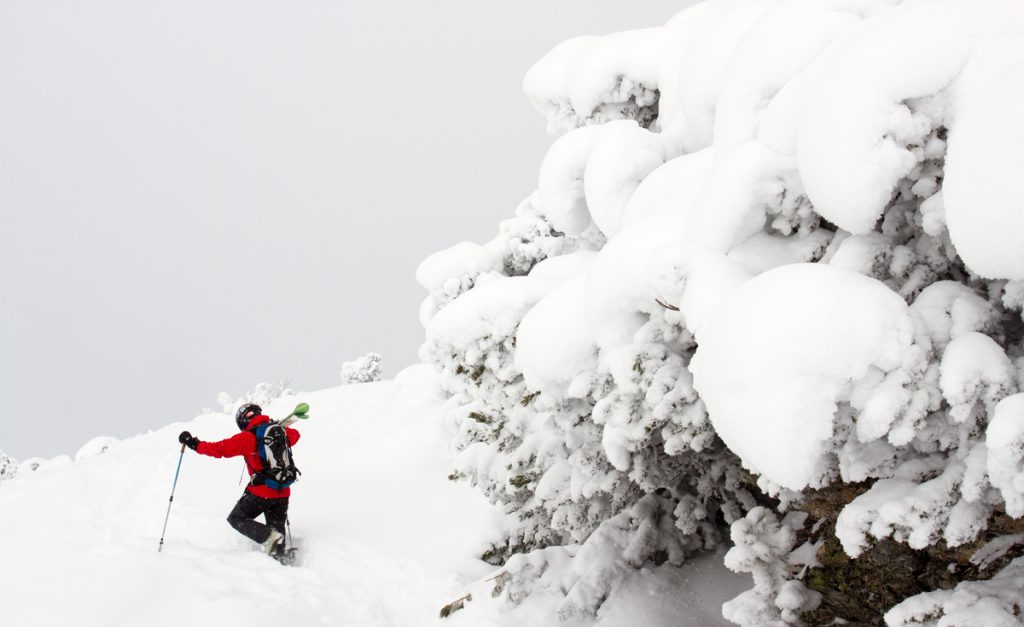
[247,422,269,485]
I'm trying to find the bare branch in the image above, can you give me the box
[655,298,680,311]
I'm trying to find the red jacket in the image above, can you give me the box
[196,414,301,499]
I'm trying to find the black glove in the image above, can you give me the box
[178,431,199,450]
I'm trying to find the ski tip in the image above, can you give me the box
[293,402,310,416]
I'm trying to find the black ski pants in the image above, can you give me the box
[227,492,288,544]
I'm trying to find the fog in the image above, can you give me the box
[0,1,688,459]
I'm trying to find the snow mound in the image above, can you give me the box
[691,264,922,490]
[74,435,120,461]
[516,275,597,400]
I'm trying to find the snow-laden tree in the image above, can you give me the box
[420,0,1024,624]
[217,381,295,414]
[341,352,383,385]
[0,450,17,483]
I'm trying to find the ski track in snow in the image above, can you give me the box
[2,371,743,626]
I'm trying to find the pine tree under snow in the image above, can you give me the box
[0,450,17,483]
[418,0,1024,624]
[217,381,295,414]
[341,352,384,384]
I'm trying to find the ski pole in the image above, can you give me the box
[158,443,187,552]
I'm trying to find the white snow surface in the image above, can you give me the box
[3,368,501,627]
[1,367,740,627]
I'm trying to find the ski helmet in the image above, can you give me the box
[235,403,262,431]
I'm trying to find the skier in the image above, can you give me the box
[178,403,300,560]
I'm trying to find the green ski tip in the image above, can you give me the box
[292,402,310,416]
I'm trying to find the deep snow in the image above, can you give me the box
[1,366,745,626]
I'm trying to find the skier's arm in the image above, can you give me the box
[286,428,300,446]
[195,432,253,458]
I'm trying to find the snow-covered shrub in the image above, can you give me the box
[722,508,820,626]
[523,29,664,134]
[421,0,1024,623]
[495,193,594,277]
[0,450,17,483]
[217,381,294,414]
[417,194,595,330]
[886,556,1024,626]
[417,242,503,327]
[341,352,383,385]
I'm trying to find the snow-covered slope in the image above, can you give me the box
[2,367,493,626]
[1,366,743,626]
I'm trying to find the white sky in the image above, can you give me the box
[0,1,690,460]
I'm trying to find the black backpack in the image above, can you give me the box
[250,421,300,490]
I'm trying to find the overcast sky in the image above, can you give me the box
[0,1,689,460]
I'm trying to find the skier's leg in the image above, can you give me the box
[263,496,289,536]
[227,492,275,543]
